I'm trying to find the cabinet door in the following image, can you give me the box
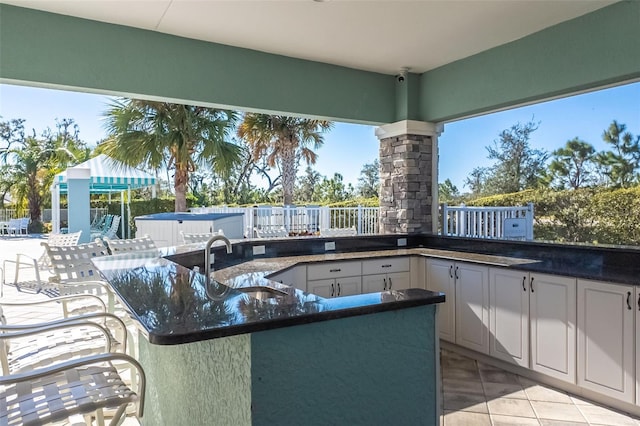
[361,257,410,275]
[335,276,362,297]
[577,279,634,403]
[489,268,529,367]
[455,262,490,354]
[307,279,337,298]
[268,266,307,291]
[386,271,411,291]
[362,274,386,294]
[530,273,576,383]
[307,261,362,281]
[426,259,455,342]
[637,287,640,406]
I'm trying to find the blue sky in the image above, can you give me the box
[0,81,638,191]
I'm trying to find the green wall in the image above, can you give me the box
[420,1,640,122]
[0,4,395,125]
[251,305,438,425]
[1,2,637,125]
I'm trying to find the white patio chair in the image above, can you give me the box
[320,227,357,237]
[254,226,289,238]
[0,352,145,426]
[43,240,115,309]
[181,229,225,244]
[2,231,82,294]
[104,234,157,254]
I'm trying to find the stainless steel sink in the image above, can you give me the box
[236,285,288,300]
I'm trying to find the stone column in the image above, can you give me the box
[375,120,442,234]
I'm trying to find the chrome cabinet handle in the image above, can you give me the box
[381,264,392,268]
[449,265,453,278]
[627,291,632,310]
[331,283,334,297]
[522,276,527,292]
[388,277,392,290]
[454,266,459,280]
[337,282,341,296]
[383,277,387,291]
[530,277,534,293]
[329,268,341,273]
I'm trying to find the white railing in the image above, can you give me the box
[0,209,19,221]
[441,203,534,241]
[191,205,380,237]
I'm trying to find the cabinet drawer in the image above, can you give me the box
[362,257,410,275]
[307,261,362,280]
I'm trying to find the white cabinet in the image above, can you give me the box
[425,259,456,342]
[489,269,529,367]
[636,286,640,406]
[426,259,489,353]
[578,279,635,403]
[267,266,307,291]
[489,269,576,382]
[307,261,362,298]
[307,276,362,298]
[530,273,576,383]
[361,258,410,293]
[455,262,490,354]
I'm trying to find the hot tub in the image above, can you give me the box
[134,212,244,247]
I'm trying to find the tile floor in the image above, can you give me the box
[440,349,640,426]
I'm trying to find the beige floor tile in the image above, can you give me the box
[483,382,527,399]
[531,401,586,423]
[487,398,536,417]
[442,356,477,371]
[443,367,481,381]
[577,404,638,426]
[568,395,597,406]
[480,369,521,385]
[524,385,573,404]
[443,392,488,413]
[492,414,541,425]
[443,410,491,426]
[539,420,588,426]
[442,378,485,395]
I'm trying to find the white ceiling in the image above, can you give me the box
[3,0,615,75]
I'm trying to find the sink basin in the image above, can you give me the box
[236,285,288,300]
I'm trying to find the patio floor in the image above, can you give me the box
[1,235,639,425]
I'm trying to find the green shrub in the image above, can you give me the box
[465,187,640,245]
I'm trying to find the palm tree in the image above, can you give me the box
[0,118,81,229]
[237,114,333,205]
[102,100,240,212]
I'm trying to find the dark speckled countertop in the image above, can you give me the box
[93,250,445,345]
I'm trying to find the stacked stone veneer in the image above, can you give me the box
[379,133,433,234]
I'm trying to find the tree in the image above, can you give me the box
[594,120,640,188]
[101,100,240,212]
[296,166,322,202]
[438,179,460,203]
[0,118,82,228]
[237,114,333,205]
[357,159,379,198]
[548,138,596,189]
[465,120,548,196]
[316,173,353,203]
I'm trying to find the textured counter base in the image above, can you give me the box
[138,334,251,426]
[251,304,438,425]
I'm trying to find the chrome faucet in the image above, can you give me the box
[204,234,232,286]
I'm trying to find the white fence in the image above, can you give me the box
[191,205,379,237]
[440,203,534,241]
[0,209,19,221]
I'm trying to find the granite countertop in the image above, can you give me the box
[93,251,445,345]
